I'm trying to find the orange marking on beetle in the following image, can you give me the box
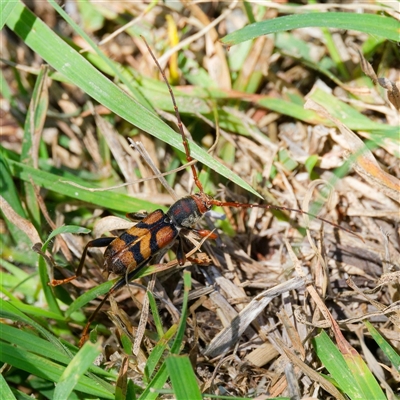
[125,226,149,238]
[119,252,136,270]
[156,226,176,247]
[139,232,152,260]
[143,209,164,224]
[108,238,126,253]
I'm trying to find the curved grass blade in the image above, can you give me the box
[53,341,102,400]
[0,342,114,399]
[166,355,202,400]
[42,225,91,252]
[0,0,18,30]
[364,321,400,372]
[222,12,400,46]
[1,323,115,379]
[144,325,178,382]
[6,159,160,213]
[171,271,191,354]
[313,330,386,400]
[65,279,116,318]
[0,373,16,400]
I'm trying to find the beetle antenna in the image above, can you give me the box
[141,36,204,193]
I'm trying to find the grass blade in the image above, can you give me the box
[222,12,400,45]
[53,341,102,400]
[0,373,17,400]
[0,341,114,399]
[364,321,400,371]
[0,0,17,30]
[313,330,386,399]
[144,325,177,382]
[166,355,202,400]
[65,279,116,317]
[6,158,159,213]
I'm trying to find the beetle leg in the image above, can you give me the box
[79,256,152,347]
[50,237,115,286]
[176,236,186,266]
[191,228,218,240]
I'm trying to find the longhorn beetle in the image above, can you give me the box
[50,38,362,347]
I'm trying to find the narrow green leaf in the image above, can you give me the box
[0,323,115,379]
[364,321,400,371]
[257,97,327,125]
[8,301,65,321]
[0,0,18,30]
[38,248,63,317]
[1,258,30,281]
[66,279,116,317]
[171,271,191,354]
[166,355,202,400]
[138,363,168,400]
[76,0,104,32]
[0,298,71,354]
[222,13,400,45]
[47,0,153,110]
[21,65,49,230]
[0,341,114,399]
[0,373,17,400]
[145,325,177,382]
[54,341,102,400]
[305,155,319,180]
[313,332,360,398]
[313,330,385,399]
[0,155,31,245]
[309,88,397,133]
[6,158,159,213]
[42,225,91,251]
[147,290,165,340]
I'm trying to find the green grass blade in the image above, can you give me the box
[0,323,115,379]
[42,225,91,251]
[0,373,17,400]
[138,363,168,400]
[364,321,400,372]
[20,65,49,230]
[313,330,386,399]
[0,155,31,245]
[144,325,177,382]
[8,301,65,321]
[53,341,102,400]
[37,245,63,317]
[313,331,363,399]
[0,341,114,399]
[171,271,191,354]
[166,355,202,400]
[0,0,18,30]
[222,12,400,45]
[147,290,166,340]
[6,1,260,197]
[47,0,153,111]
[65,279,116,317]
[309,88,397,133]
[0,298,69,353]
[6,158,159,213]
[139,272,192,399]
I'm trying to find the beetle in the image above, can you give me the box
[50,38,361,347]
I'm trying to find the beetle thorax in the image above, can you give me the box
[166,193,213,229]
